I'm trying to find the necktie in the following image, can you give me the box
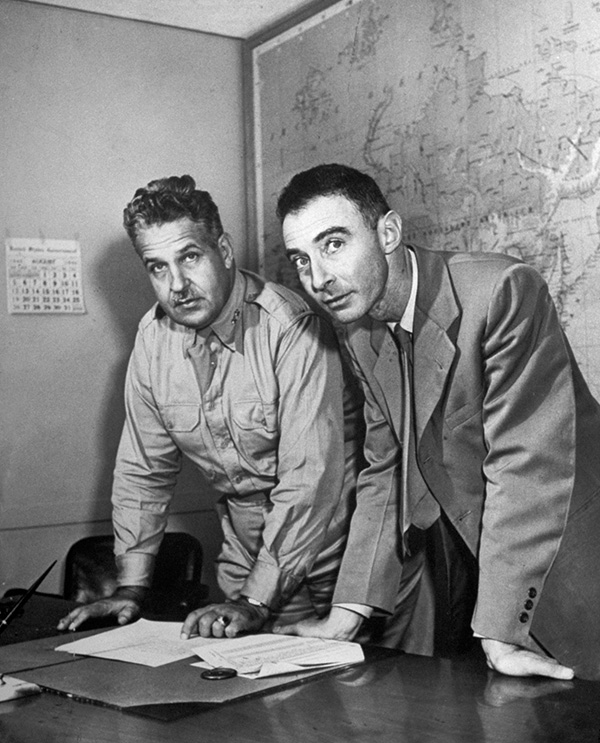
[189,331,218,394]
[395,325,440,552]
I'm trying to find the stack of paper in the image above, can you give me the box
[55,620,364,679]
[194,633,365,678]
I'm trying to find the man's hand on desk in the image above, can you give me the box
[180,598,269,640]
[56,586,146,631]
[273,606,363,641]
[481,638,575,680]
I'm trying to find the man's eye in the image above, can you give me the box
[290,255,309,271]
[182,252,200,263]
[149,263,167,275]
[326,239,343,253]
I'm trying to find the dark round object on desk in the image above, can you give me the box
[201,667,237,681]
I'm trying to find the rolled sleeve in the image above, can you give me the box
[241,314,347,608]
[112,329,181,588]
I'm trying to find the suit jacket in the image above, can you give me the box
[332,245,600,678]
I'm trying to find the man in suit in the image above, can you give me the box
[275,162,600,680]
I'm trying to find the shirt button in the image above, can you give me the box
[528,587,537,598]
[524,599,534,610]
[519,612,529,623]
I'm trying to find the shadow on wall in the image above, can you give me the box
[87,236,156,522]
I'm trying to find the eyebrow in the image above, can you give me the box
[142,242,200,265]
[284,225,351,256]
[313,226,351,244]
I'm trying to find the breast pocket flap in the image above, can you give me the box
[159,404,200,432]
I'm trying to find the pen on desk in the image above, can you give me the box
[0,560,57,637]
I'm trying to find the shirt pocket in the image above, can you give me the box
[158,404,200,432]
[232,399,278,433]
[230,400,278,473]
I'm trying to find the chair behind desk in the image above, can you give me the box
[63,532,209,619]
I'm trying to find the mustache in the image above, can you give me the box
[171,289,201,305]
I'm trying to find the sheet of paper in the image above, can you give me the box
[0,676,41,703]
[55,621,364,677]
[194,633,364,678]
[54,619,218,667]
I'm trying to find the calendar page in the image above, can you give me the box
[5,238,86,314]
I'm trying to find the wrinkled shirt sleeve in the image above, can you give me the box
[240,314,348,608]
[112,330,182,588]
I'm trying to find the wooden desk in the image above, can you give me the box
[1,597,599,742]
[0,593,80,645]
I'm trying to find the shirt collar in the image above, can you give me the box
[178,270,244,357]
[387,246,418,335]
[401,247,418,333]
[196,269,245,351]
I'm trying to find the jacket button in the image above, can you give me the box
[528,587,537,598]
[519,612,529,623]
[524,599,534,610]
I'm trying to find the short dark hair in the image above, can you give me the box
[276,163,390,230]
[123,174,223,243]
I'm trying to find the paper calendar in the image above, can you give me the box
[6,238,86,314]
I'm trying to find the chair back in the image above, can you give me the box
[63,532,208,616]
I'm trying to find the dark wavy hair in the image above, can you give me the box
[276,163,390,230]
[123,174,223,243]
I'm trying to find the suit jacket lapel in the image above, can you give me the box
[371,323,403,440]
[346,318,403,440]
[349,247,460,443]
[411,246,459,443]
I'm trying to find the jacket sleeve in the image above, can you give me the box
[473,262,575,645]
[331,337,405,613]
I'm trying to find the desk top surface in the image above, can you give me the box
[0,595,599,743]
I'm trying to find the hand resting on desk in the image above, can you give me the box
[277,615,576,681]
[481,638,575,680]
[273,606,363,642]
[180,599,269,639]
[56,586,146,631]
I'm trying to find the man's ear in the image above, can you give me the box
[218,232,235,268]
[377,211,403,255]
